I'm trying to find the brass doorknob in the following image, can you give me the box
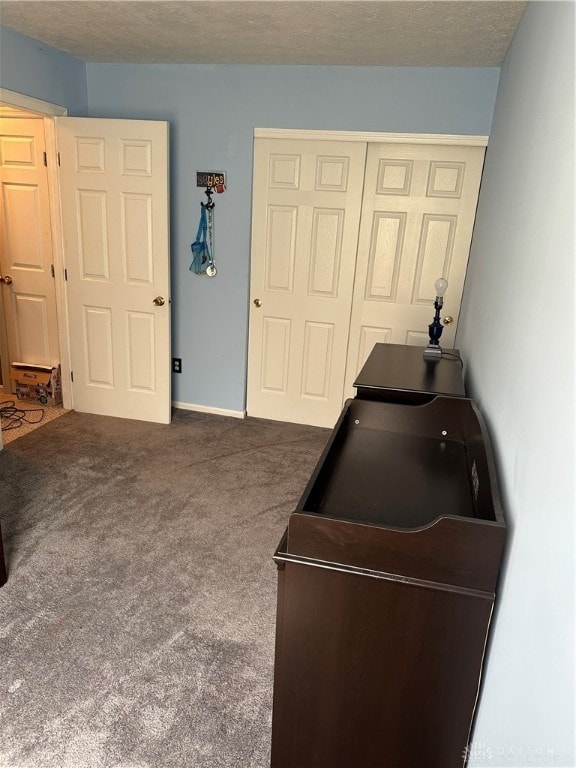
[153,296,165,306]
[253,298,262,308]
[0,275,13,285]
[443,315,454,325]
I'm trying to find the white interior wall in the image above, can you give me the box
[455,3,574,764]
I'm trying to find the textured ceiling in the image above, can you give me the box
[0,1,527,66]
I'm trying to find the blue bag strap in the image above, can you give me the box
[195,204,207,243]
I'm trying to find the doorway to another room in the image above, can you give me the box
[0,101,66,443]
[0,87,173,442]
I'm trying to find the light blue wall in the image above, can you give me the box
[86,64,500,410]
[0,26,87,115]
[456,3,574,764]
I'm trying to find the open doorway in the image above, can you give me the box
[0,104,60,390]
[0,103,67,442]
[0,90,73,444]
[0,88,72,414]
[1,88,173,429]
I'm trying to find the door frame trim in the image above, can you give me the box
[0,88,67,117]
[254,128,489,147]
[0,88,72,409]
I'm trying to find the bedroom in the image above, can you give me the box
[0,2,573,766]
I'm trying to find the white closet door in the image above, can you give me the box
[344,142,485,395]
[247,138,367,428]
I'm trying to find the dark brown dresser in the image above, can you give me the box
[353,342,466,403]
[271,352,505,768]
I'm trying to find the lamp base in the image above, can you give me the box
[423,344,443,360]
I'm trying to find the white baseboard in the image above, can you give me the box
[172,401,246,419]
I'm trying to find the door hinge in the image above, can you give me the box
[51,264,55,278]
[43,151,48,167]
[70,371,74,382]
[64,268,68,281]
[57,152,61,166]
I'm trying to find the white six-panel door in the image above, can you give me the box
[343,142,486,396]
[247,138,367,428]
[0,117,59,370]
[57,118,171,424]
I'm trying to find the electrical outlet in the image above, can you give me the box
[172,358,182,374]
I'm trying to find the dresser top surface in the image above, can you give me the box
[354,343,466,398]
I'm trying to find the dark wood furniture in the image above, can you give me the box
[271,396,505,768]
[354,342,466,403]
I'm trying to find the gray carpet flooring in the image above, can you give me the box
[0,409,329,768]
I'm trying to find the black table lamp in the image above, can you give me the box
[423,278,448,360]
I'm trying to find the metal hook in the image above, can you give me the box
[203,187,215,210]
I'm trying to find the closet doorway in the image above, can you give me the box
[247,130,486,428]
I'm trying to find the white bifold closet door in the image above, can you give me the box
[343,141,485,398]
[248,135,485,428]
[247,138,367,428]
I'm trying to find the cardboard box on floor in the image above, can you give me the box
[10,363,62,406]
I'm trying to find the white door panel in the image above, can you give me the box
[57,118,170,424]
[247,138,367,428]
[344,142,485,393]
[0,117,59,369]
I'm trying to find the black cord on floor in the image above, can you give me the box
[0,401,45,431]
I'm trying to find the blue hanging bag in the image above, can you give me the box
[189,205,211,274]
